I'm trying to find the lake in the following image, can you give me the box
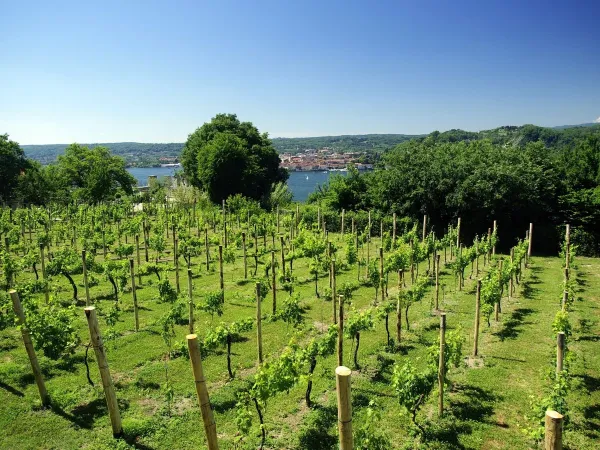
[127,167,341,202]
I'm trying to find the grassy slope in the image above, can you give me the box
[0,233,598,450]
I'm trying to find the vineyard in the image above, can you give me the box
[0,201,598,449]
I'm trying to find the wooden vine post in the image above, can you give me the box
[332,259,337,324]
[392,212,397,246]
[280,235,286,273]
[556,332,565,375]
[186,334,219,450]
[561,290,568,311]
[527,222,533,264]
[422,214,427,242]
[379,247,384,301]
[256,282,263,364]
[39,244,49,304]
[545,410,563,450]
[565,224,570,270]
[341,209,345,235]
[84,306,123,437]
[438,313,446,416]
[473,280,481,357]
[397,271,402,344]
[496,259,503,320]
[174,238,180,294]
[435,254,440,310]
[337,295,344,367]
[205,226,210,271]
[242,232,247,279]
[492,220,497,255]
[129,259,139,332]
[10,290,49,406]
[509,248,514,298]
[135,234,142,284]
[271,250,277,315]
[218,245,224,300]
[187,268,195,333]
[335,366,353,450]
[82,250,91,306]
[456,217,461,249]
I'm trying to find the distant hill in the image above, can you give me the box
[21,134,420,165]
[271,134,420,154]
[21,125,600,166]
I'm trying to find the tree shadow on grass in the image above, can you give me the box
[0,381,24,397]
[492,308,534,341]
[297,404,337,450]
[582,404,600,439]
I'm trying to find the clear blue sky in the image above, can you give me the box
[2,0,599,144]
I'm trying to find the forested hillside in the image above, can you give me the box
[310,124,600,255]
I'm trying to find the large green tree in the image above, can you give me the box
[181,113,287,204]
[0,134,30,204]
[54,144,135,203]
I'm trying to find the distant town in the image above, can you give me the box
[279,148,373,171]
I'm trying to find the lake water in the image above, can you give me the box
[127,167,340,202]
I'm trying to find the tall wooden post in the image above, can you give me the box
[82,250,91,306]
[545,410,563,450]
[174,237,180,294]
[222,200,227,248]
[10,290,49,406]
[84,307,123,437]
[492,220,497,255]
[336,366,353,450]
[341,209,345,235]
[256,282,263,364]
[242,232,247,279]
[528,222,533,261]
[435,254,440,310]
[135,234,142,284]
[40,244,49,304]
[379,247,384,301]
[473,280,481,357]
[337,295,344,367]
[187,334,219,450]
[561,290,568,311]
[332,259,337,324]
[422,214,427,242]
[392,212,397,246]
[556,332,565,375]
[397,271,402,344]
[276,206,280,234]
[204,226,210,271]
[438,313,446,416]
[280,235,285,274]
[187,268,195,333]
[218,245,224,299]
[129,259,139,332]
[456,217,461,248]
[496,259,503,320]
[565,224,570,270]
[271,250,276,315]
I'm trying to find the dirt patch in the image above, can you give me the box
[173,396,195,415]
[137,397,161,415]
[465,356,485,368]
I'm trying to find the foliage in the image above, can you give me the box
[27,300,80,360]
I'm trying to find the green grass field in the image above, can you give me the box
[0,231,598,449]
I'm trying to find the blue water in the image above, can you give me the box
[127,167,342,202]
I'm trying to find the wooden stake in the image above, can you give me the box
[556,332,565,375]
[187,334,219,450]
[218,245,224,299]
[422,214,427,242]
[392,212,397,246]
[84,307,123,437]
[129,259,139,332]
[205,226,210,271]
[271,250,276,315]
[332,259,337,324]
[337,295,344,367]
[379,247,384,301]
[397,271,402,344]
[492,220,497,255]
[336,366,353,450]
[280,235,285,273]
[544,410,563,450]
[40,244,49,304]
[135,234,142,285]
[435,254,440,310]
[341,209,345,235]
[473,280,481,357]
[82,250,91,306]
[438,313,446,416]
[256,282,263,364]
[561,290,568,311]
[174,237,180,294]
[10,290,49,406]
[242,232,247,279]
[187,268,195,334]
[456,217,461,248]
[565,224,570,270]
[528,222,533,260]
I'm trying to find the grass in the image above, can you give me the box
[0,229,599,449]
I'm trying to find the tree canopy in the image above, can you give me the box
[53,144,135,203]
[181,114,287,205]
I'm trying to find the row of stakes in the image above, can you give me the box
[9,276,565,450]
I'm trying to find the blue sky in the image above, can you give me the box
[2,0,599,144]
